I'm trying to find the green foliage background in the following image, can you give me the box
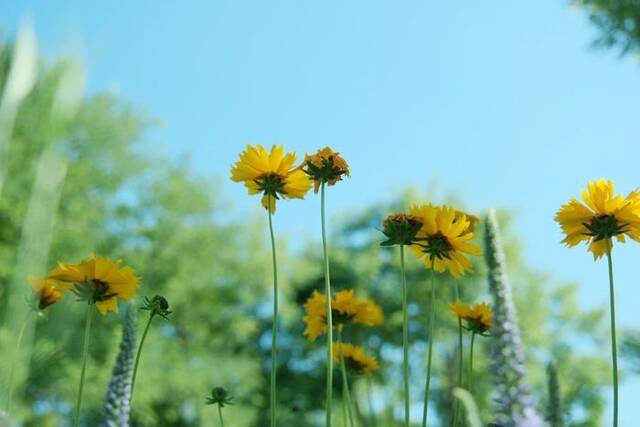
[0,28,633,425]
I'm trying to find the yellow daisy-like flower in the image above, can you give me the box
[409,204,481,277]
[449,301,494,335]
[230,144,312,214]
[303,291,327,342]
[303,290,384,342]
[47,255,140,315]
[29,276,69,310]
[302,146,350,193]
[332,342,379,375]
[555,179,640,259]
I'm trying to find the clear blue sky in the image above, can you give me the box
[4,0,640,423]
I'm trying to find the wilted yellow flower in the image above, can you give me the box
[303,290,383,342]
[409,204,481,277]
[302,147,350,193]
[29,276,69,310]
[380,213,423,246]
[230,144,311,213]
[555,179,640,259]
[449,301,493,335]
[332,342,379,375]
[48,255,139,315]
[455,210,479,233]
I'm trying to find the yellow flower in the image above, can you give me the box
[302,146,350,193]
[332,342,379,375]
[555,179,640,259]
[409,204,481,277]
[48,255,139,315]
[29,276,69,310]
[303,291,328,342]
[303,290,384,342]
[455,210,479,233]
[230,144,312,214]
[449,301,493,335]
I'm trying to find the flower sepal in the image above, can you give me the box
[72,280,117,305]
[140,295,172,320]
[380,213,423,246]
[205,386,233,407]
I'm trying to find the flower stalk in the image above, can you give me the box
[267,201,279,427]
[606,248,618,427]
[74,304,94,427]
[337,328,356,427]
[421,267,436,427]
[131,295,171,403]
[131,316,151,399]
[468,332,476,394]
[205,386,233,427]
[321,182,334,427]
[400,244,410,427]
[452,282,463,427]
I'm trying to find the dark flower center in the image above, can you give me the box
[583,214,628,241]
[421,232,453,261]
[255,173,286,197]
[331,309,355,325]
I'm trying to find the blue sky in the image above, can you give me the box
[4,0,640,423]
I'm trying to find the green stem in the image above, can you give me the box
[468,332,476,395]
[74,304,94,427]
[452,283,463,427]
[338,329,356,427]
[421,268,436,427]
[342,397,348,427]
[267,203,279,427]
[366,376,377,427]
[130,312,154,402]
[321,182,334,427]
[606,249,618,427]
[218,404,224,427]
[5,310,33,415]
[400,245,410,427]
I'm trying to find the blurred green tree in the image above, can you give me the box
[575,0,640,55]
[0,37,268,426]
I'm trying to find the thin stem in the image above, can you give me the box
[468,332,476,394]
[421,268,436,427]
[606,249,618,427]
[321,182,334,427]
[342,389,348,427]
[400,245,410,427]
[218,404,224,427]
[74,304,94,427]
[130,312,154,402]
[452,282,463,427]
[366,376,377,427]
[267,203,279,427]
[338,329,356,427]
[5,310,33,414]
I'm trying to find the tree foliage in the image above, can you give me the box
[576,0,640,56]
